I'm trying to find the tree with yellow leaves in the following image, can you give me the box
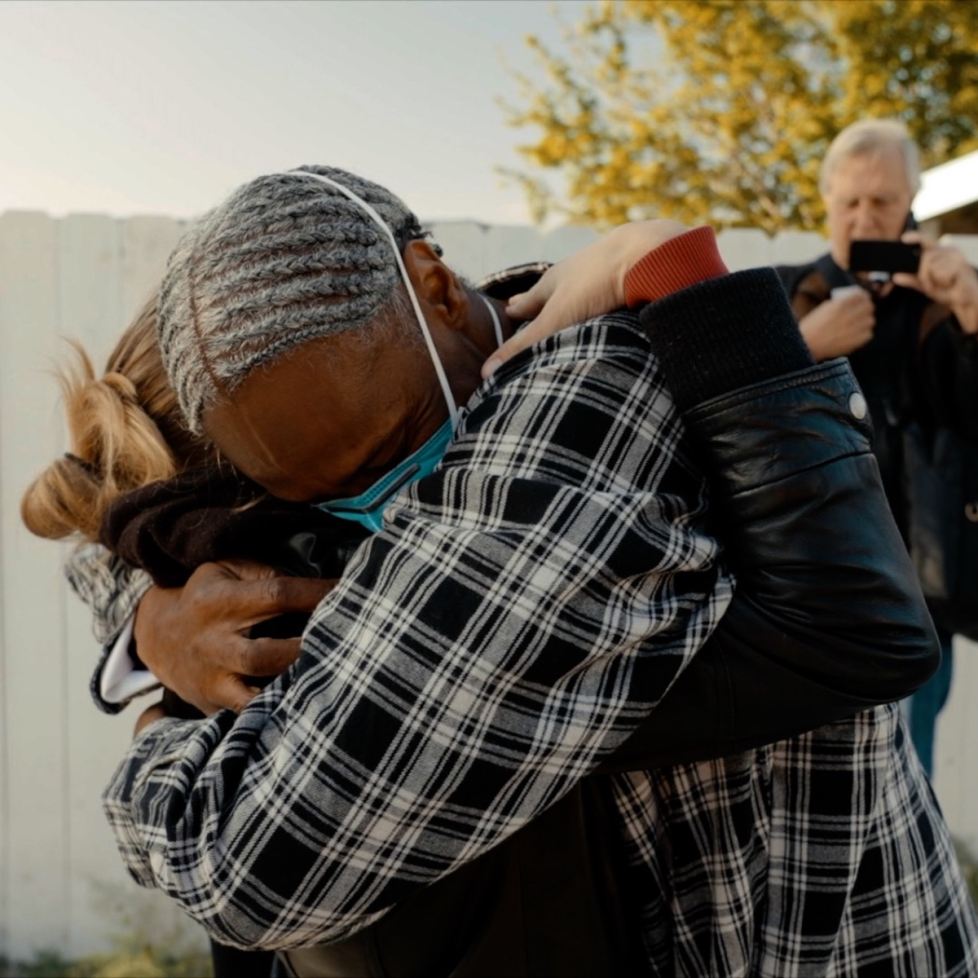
[503,0,978,233]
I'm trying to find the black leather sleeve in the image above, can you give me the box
[600,360,939,772]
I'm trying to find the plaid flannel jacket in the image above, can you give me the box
[104,309,732,946]
[103,274,978,975]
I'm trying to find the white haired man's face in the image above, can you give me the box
[823,149,914,269]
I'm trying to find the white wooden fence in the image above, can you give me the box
[1,212,976,962]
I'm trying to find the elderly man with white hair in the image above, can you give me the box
[775,119,978,780]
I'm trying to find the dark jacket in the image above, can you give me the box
[774,254,978,540]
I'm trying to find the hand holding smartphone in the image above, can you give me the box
[848,240,922,275]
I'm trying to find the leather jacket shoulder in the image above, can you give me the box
[604,358,938,771]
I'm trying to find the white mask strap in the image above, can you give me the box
[282,170,459,426]
[479,295,504,348]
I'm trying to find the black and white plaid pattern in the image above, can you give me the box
[64,543,153,714]
[610,704,977,975]
[104,312,730,943]
[103,309,978,973]
[65,542,152,646]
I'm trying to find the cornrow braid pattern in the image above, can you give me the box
[158,165,426,433]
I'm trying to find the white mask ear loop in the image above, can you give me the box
[480,295,504,348]
[283,170,459,428]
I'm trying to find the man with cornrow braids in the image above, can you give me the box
[103,165,978,976]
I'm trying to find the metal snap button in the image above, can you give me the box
[848,392,868,420]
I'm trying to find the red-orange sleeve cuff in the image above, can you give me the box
[623,226,729,306]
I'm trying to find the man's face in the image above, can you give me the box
[823,149,914,268]
[199,243,500,504]
[203,328,446,504]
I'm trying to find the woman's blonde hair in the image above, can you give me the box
[21,297,207,542]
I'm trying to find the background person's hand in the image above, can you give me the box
[133,560,336,715]
[482,219,689,378]
[892,233,978,334]
[798,288,876,361]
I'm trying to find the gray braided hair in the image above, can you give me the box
[158,165,436,433]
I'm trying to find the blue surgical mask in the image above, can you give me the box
[315,419,454,533]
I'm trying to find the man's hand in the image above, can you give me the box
[482,219,689,378]
[892,233,978,334]
[133,560,336,715]
[798,288,876,361]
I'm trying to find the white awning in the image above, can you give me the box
[914,149,978,221]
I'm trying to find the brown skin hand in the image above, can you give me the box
[133,242,515,723]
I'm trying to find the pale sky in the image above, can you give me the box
[0,0,585,223]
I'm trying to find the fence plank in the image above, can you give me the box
[484,224,544,278]
[934,637,978,855]
[55,214,178,956]
[770,230,827,266]
[0,211,71,956]
[429,221,488,282]
[57,215,125,368]
[539,225,598,265]
[119,216,187,324]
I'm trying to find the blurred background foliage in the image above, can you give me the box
[503,0,978,233]
[0,904,211,978]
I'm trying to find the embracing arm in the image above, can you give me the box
[103,307,730,949]
[600,260,938,770]
[495,235,938,770]
[603,362,938,771]
[491,231,937,769]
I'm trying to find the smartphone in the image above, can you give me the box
[848,239,921,274]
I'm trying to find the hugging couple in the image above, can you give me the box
[24,165,978,977]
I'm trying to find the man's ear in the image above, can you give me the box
[402,240,467,329]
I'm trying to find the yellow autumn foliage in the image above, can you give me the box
[502,0,978,234]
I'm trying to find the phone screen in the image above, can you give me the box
[848,240,921,274]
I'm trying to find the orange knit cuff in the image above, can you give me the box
[623,226,729,306]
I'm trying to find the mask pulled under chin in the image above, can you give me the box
[315,419,454,533]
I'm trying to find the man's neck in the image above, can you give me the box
[470,290,518,353]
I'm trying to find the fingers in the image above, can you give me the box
[227,635,302,678]
[904,245,965,301]
[208,673,261,714]
[891,272,922,291]
[482,314,563,379]
[831,290,873,321]
[482,276,559,379]
[482,268,596,378]
[482,220,692,379]
[838,289,873,309]
[190,561,335,619]
[504,275,552,321]
[225,573,336,620]
[212,558,288,583]
[925,249,963,287]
